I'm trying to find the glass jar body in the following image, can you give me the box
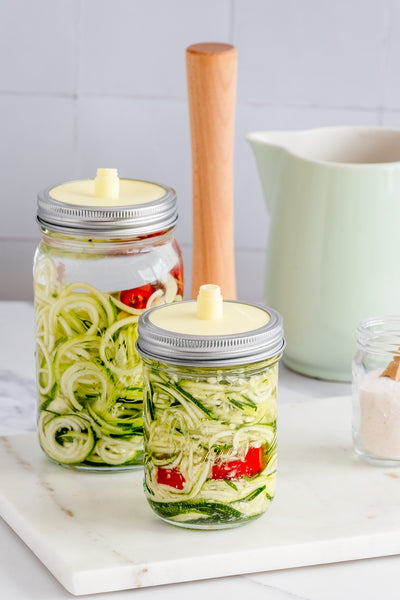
[142,356,281,529]
[352,316,400,466]
[33,229,183,470]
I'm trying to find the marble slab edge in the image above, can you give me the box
[2,495,400,597]
[1,397,400,596]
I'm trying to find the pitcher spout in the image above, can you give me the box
[246,131,294,213]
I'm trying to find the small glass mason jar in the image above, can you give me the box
[352,316,400,466]
[33,171,183,470]
[137,290,285,529]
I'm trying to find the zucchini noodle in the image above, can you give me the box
[142,359,279,526]
[34,256,182,468]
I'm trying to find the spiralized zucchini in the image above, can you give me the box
[34,255,182,468]
[142,359,278,527]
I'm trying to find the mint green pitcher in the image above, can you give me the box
[247,126,400,381]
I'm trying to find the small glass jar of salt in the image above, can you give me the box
[352,316,400,466]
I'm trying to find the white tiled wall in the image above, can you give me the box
[0,0,397,301]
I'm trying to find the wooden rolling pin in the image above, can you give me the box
[186,42,237,300]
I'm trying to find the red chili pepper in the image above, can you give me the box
[211,446,264,480]
[170,240,184,296]
[120,284,155,310]
[157,467,185,489]
[170,265,184,296]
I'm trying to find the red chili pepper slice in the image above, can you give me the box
[120,284,155,310]
[170,240,184,296]
[170,264,184,297]
[157,467,185,489]
[211,446,264,480]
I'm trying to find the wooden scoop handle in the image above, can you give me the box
[186,43,237,300]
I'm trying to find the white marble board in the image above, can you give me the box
[0,396,399,596]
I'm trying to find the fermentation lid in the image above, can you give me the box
[137,285,285,366]
[37,169,178,238]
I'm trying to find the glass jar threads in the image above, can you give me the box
[34,169,183,469]
[352,316,400,466]
[137,285,285,529]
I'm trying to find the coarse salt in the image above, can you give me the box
[359,369,400,460]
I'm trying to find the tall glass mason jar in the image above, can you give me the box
[137,285,285,529]
[352,316,400,466]
[33,170,184,470]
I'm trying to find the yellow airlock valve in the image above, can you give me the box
[197,284,223,320]
[94,168,120,201]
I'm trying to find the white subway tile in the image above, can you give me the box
[234,0,385,108]
[78,0,231,97]
[0,240,38,301]
[385,0,400,109]
[174,244,266,305]
[381,110,400,128]
[0,95,75,238]
[235,248,265,304]
[77,96,192,244]
[0,0,78,94]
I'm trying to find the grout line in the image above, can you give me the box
[379,106,400,113]
[244,101,383,113]
[73,99,79,177]
[0,238,39,243]
[0,239,264,252]
[0,90,186,102]
[234,247,265,254]
[73,0,81,96]
[0,88,397,114]
[78,91,187,102]
[228,0,235,44]
[379,0,392,126]
[0,90,74,99]
[178,242,265,253]
[72,0,82,176]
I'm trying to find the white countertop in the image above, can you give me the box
[1,301,399,600]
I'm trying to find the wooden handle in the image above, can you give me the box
[186,42,237,300]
